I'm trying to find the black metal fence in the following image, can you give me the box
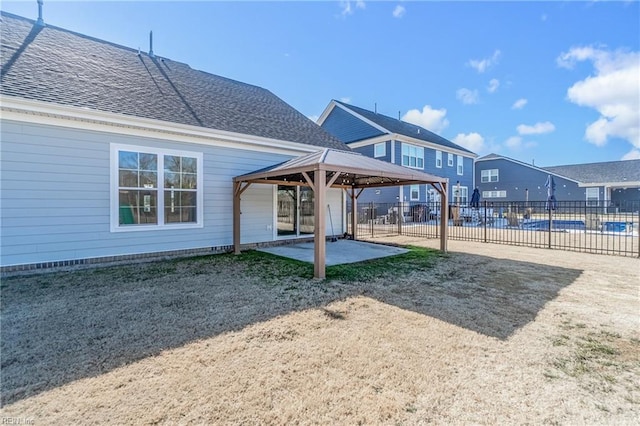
[348,200,640,257]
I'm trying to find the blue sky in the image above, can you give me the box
[3,1,639,166]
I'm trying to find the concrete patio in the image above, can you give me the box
[258,239,408,266]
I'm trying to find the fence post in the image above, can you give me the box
[548,205,552,249]
[435,202,439,239]
[398,202,403,236]
[483,200,487,243]
[637,206,640,258]
[369,202,374,237]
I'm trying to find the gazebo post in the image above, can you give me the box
[314,168,327,278]
[233,181,251,255]
[350,188,357,241]
[233,181,242,255]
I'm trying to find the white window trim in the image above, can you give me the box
[457,155,464,175]
[428,188,441,204]
[410,185,420,201]
[453,186,469,204]
[447,153,454,167]
[110,143,204,232]
[482,190,507,198]
[436,150,442,168]
[481,169,499,183]
[586,187,599,205]
[374,142,386,158]
[401,143,425,170]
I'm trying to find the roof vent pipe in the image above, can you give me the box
[36,0,45,26]
[149,31,155,58]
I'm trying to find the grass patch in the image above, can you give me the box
[234,245,442,283]
[578,336,618,357]
[550,334,571,347]
[548,324,639,399]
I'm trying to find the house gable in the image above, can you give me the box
[326,100,475,156]
[475,155,583,202]
[318,102,385,143]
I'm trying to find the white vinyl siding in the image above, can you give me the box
[374,142,386,158]
[1,120,300,267]
[111,144,203,232]
[447,153,454,167]
[481,169,499,183]
[435,150,442,168]
[402,143,424,169]
[457,155,463,175]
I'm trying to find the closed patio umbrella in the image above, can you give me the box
[545,174,557,210]
[470,188,480,208]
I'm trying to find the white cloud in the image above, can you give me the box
[517,121,556,135]
[504,136,537,151]
[453,132,485,152]
[339,0,366,17]
[339,97,351,104]
[392,5,406,18]
[487,78,500,93]
[505,136,523,149]
[456,88,479,105]
[308,114,320,123]
[622,149,640,160]
[402,105,449,133]
[512,98,528,110]
[558,46,639,152]
[467,50,501,73]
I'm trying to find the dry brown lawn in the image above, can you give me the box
[1,238,639,425]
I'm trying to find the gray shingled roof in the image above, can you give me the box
[543,160,640,184]
[477,153,640,185]
[0,12,348,150]
[334,100,475,155]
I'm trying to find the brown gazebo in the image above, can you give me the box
[233,149,449,278]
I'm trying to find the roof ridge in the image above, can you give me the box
[1,10,268,94]
[334,100,475,155]
[543,158,640,169]
[1,11,145,58]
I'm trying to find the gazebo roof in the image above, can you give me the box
[234,148,448,188]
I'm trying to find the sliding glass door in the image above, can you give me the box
[277,185,314,237]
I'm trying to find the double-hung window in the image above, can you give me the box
[457,155,464,175]
[482,190,506,198]
[435,150,442,168]
[410,185,420,201]
[447,153,454,167]
[453,186,469,204]
[111,144,203,231]
[402,143,424,169]
[586,187,599,206]
[481,169,499,183]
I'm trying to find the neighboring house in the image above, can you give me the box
[0,12,350,270]
[475,154,640,210]
[318,100,477,207]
